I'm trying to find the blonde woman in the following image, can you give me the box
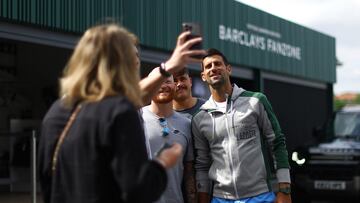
[38,24,204,203]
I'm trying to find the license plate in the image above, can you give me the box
[314,180,346,190]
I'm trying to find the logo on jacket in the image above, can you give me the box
[235,125,256,141]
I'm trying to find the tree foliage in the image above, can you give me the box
[334,99,346,111]
[334,93,360,111]
[355,94,360,104]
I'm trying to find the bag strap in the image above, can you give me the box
[51,105,82,174]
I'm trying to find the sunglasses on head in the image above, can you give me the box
[158,118,170,137]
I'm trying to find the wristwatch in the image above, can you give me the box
[159,63,171,78]
[278,187,291,195]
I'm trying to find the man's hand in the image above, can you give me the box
[139,31,206,105]
[156,143,182,169]
[165,31,206,74]
[275,192,292,203]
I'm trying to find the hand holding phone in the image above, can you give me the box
[163,24,206,74]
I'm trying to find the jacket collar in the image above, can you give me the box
[200,84,245,112]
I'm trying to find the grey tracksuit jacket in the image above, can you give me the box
[191,84,290,199]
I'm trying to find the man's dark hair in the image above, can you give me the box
[201,48,229,70]
[173,67,189,77]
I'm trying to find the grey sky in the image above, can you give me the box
[236,0,360,94]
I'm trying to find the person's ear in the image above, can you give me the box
[201,71,206,82]
[226,64,232,74]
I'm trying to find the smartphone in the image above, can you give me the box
[182,22,202,50]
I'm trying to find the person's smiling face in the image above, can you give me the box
[201,55,231,88]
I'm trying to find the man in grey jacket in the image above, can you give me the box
[192,48,292,203]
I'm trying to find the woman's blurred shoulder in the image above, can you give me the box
[42,99,69,123]
[97,94,137,114]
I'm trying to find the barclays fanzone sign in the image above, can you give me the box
[219,24,302,60]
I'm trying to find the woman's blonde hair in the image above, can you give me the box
[60,24,142,107]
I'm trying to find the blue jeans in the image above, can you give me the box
[211,192,275,203]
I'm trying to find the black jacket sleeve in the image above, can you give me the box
[38,125,52,203]
[110,106,167,202]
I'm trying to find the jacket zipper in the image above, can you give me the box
[224,99,240,198]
